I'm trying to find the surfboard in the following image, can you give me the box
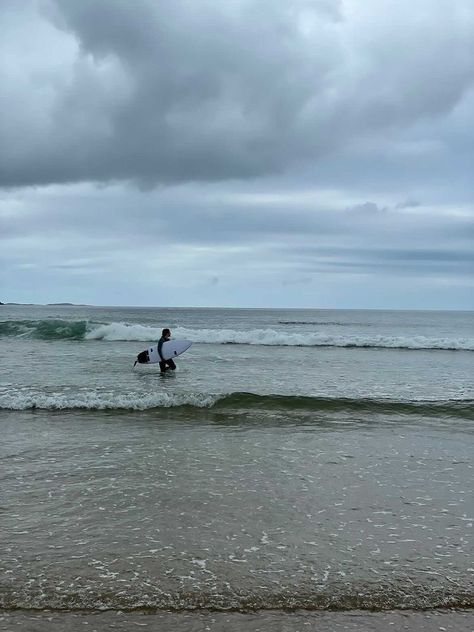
[134,339,192,365]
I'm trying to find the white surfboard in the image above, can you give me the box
[135,339,192,365]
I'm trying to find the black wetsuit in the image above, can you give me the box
[157,336,176,373]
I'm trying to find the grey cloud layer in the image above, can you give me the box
[2,182,471,277]
[1,1,473,308]
[1,0,473,187]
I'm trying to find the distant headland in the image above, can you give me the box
[1,302,88,306]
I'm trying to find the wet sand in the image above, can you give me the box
[1,608,473,631]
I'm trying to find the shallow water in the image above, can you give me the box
[1,306,473,625]
[2,407,473,613]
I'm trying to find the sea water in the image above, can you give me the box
[1,305,473,631]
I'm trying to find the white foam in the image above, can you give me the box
[0,389,222,411]
[84,322,474,351]
[85,322,164,342]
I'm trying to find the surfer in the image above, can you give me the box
[133,329,190,370]
[158,328,176,374]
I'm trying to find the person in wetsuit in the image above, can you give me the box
[158,328,176,374]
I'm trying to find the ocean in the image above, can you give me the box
[1,305,473,631]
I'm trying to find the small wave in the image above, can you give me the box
[217,393,474,419]
[1,390,472,419]
[278,320,347,325]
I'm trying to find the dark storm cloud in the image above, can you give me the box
[1,0,473,188]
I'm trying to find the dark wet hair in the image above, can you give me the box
[162,328,171,337]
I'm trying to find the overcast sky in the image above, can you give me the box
[1,0,473,309]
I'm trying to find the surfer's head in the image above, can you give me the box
[162,328,171,339]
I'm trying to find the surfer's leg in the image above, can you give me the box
[159,360,167,373]
[166,359,176,371]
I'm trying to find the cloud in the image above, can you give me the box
[1,182,472,299]
[1,0,473,188]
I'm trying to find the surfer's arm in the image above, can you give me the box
[157,338,165,361]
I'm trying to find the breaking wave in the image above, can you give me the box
[1,319,473,351]
[0,390,221,411]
